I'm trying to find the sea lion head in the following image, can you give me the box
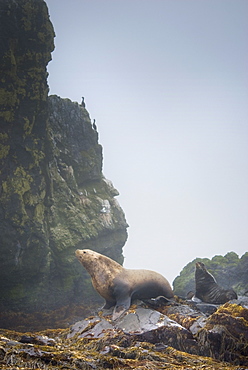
[196,261,209,273]
[76,248,98,262]
[75,249,124,307]
[75,249,122,277]
[195,261,216,284]
[75,249,101,275]
[196,261,205,269]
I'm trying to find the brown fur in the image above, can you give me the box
[75,249,174,319]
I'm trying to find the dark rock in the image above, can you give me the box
[196,303,248,365]
[159,301,209,335]
[68,305,200,355]
[195,303,217,315]
[19,334,55,346]
[229,296,248,309]
[1,300,247,369]
[189,316,207,335]
[67,301,248,366]
[153,342,168,351]
[0,0,55,312]
[185,299,218,316]
[0,0,128,320]
[0,346,6,361]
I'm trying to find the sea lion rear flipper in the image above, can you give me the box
[143,295,177,308]
[112,296,131,320]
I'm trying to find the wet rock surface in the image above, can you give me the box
[0,298,247,369]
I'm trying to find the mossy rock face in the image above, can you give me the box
[173,252,248,297]
[0,0,128,314]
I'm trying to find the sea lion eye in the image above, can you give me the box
[83,251,86,254]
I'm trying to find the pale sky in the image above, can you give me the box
[46,0,248,284]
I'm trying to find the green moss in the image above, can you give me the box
[0,133,9,141]
[28,148,45,166]
[10,208,28,227]
[38,32,46,43]
[2,181,8,194]
[0,75,25,122]
[1,166,34,227]
[0,88,17,106]
[23,117,33,136]
[21,1,35,31]
[25,192,39,207]
[50,226,81,250]
[40,189,46,199]
[0,144,10,159]
[0,132,10,159]
[12,167,33,196]
[34,203,44,223]
[0,110,15,122]
[9,284,25,300]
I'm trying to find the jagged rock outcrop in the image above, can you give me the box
[173,252,248,298]
[0,0,128,317]
[64,298,248,366]
[0,299,247,369]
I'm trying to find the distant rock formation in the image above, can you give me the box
[173,252,248,298]
[0,0,128,315]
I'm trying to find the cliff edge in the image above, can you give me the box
[0,0,128,317]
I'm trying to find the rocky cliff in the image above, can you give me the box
[0,0,128,317]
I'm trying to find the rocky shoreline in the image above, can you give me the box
[1,297,247,369]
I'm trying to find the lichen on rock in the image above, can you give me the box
[2,299,246,369]
[0,0,128,319]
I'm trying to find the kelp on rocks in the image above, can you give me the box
[0,299,248,369]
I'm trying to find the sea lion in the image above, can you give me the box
[195,262,237,304]
[75,249,174,320]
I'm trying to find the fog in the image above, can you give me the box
[46,0,248,283]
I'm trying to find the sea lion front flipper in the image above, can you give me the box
[102,300,115,309]
[112,295,131,320]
